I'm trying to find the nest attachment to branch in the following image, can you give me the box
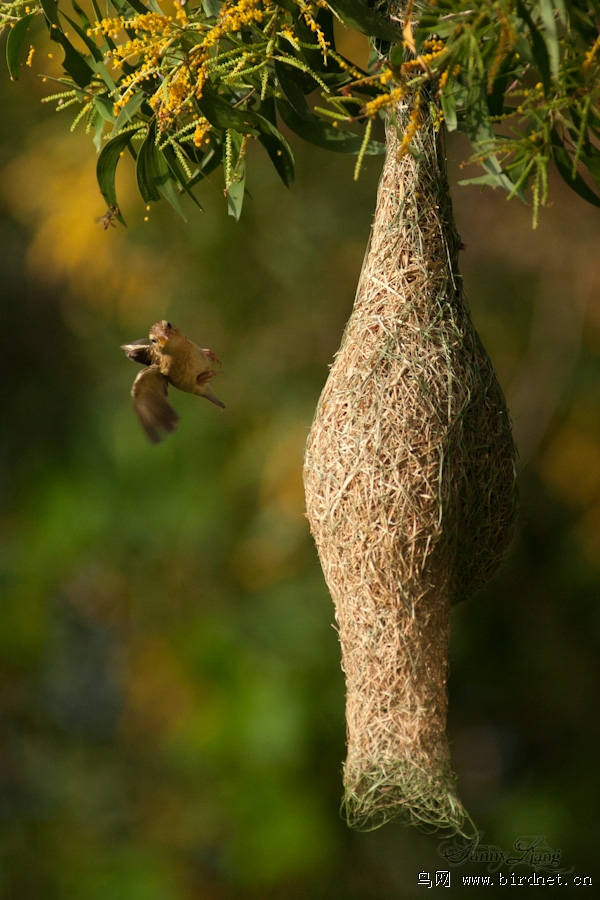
[303,104,517,834]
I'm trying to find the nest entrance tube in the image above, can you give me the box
[303,104,517,833]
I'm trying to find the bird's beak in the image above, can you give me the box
[153,325,170,346]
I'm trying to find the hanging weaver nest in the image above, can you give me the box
[303,100,517,834]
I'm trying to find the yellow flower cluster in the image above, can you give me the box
[363,85,405,119]
[397,89,422,158]
[401,37,446,75]
[96,0,272,127]
[173,0,187,26]
[487,11,516,90]
[208,0,268,49]
[584,33,600,69]
[193,116,212,147]
[438,63,460,90]
[297,0,328,54]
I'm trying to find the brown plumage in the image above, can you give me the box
[121,320,225,443]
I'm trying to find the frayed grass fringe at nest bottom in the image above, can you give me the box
[343,760,477,836]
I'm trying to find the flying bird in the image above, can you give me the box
[122,320,225,443]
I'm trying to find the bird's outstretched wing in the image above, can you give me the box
[131,365,179,443]
[121,340,153,367]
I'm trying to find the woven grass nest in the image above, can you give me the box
[303,103,517,834]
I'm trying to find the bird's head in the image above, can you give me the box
[149,320,182,352]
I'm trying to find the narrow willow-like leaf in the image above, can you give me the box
[96,130,135,224]
[551,136,600,207]
[461,95,516,193]
[226,170,246,220]
[277,99,384,155]
[516,0,551,94]
[62,11,103,62]
[161,144,204,211]
[440,88,457,132]
[539,0,560,77]
[137,123,188,218]
[95,95,115,123]
[197,83,260,136]
[136,126,162,203]
[40,0,94,86]
[327,0,401,43]
[254,113,295,186]
[111,92,146,136]
[6,11,38,80]
[275,61,311,116]
[93,112,105,152]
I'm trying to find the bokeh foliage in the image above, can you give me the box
[2,2,600,898]
[1,0,600,223]
[1,75,600,895]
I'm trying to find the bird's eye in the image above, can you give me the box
[150,336,157,343]
[166,321,172,329]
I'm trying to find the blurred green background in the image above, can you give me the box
[2,34,600,899]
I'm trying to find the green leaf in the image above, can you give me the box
[274,0,296,13]
[293,16,329,73]
[255,114,295,187]
[90,0,103,23]
[6,11,38,81]
[486,56,514,118]
[96,129,135,224]
[66,10,118,89]
[156,172,187,219]
[94,95,115,123]
[39,0,95,89]
[57,34,95,87]
[197,82,295,185]
[111,91,146,136]
[458,173,509,188]
[187,142,224,187]
[136,124,187,218]
[275,61,310,116]
[93,113,105,153]
[440,88,457,132]
[89,0,117,53]
[197,82,260,136]
[161,144,204,211]
[202,0,222,14]
[579,150,600,187]
[566,3,597,41]
[224,131,247,220]
[389,43,405,70]
[293,10,344,75]
[136,127,162,203]
[277,99,384,155]
[109,0,154,15]
[551,134,600,207]
[516,0,550,94]
[327,0,401,42]
[90,58,118,93]
[415,14,443,50]
[62,10,103,62]
[461,94,516,193]
[480,154,517,194]
[539,0,560,77]
[39,0,60,28]
[226,176,245,220]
